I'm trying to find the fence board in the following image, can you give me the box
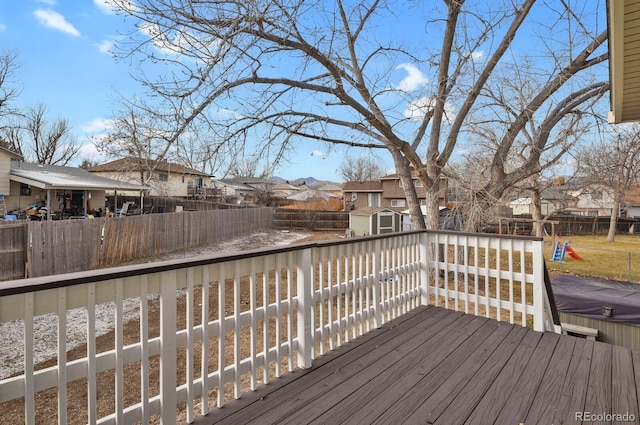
[0,223,27,281]
[18,207,273,278]
[273,209,349,231]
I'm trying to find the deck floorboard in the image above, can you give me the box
[195,306,640,425]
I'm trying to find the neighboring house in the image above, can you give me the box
[316,183,343,198]
[624,185,640,218]
[286,188,339,202]
[509,187,577,216]
[565,183,615,217]
[272,182,301,199]
[342,172,448,213]
[342,181,383,211]
[87,157,212,198]
[2,160,148,217]
[0,146,23,197]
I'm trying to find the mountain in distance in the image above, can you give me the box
[270,176,342,187]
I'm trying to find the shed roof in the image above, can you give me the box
[10,162,149,191]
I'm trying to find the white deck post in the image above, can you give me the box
[420,231,431,306]
[296,247,313,369]
[372,238,382,327]
[160,270,177,423]
[532,240,545,332]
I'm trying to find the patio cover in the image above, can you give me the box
[10,162,149,191]
[552,274,640,325]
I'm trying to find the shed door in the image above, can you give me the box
[378,212,396,233]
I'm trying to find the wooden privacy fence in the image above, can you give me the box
[273,209,350,231]
[0,223,27,281]
[5,207,273,279]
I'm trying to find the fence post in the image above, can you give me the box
[296,247,313,368]
[420,231,431,306]
[532,240,545,332]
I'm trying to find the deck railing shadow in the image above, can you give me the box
[0,230,559,424]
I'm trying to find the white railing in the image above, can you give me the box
[0,230,557,424]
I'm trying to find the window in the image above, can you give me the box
[420,199,426,206]
[20,183,31,196]
[159,173,169,182]
[351,193,358,201]
[368,193,381,207]
[391,199,406,207]
[182,176,185,183]
[415,180,423,187]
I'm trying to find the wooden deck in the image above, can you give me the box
[196,306,640,425]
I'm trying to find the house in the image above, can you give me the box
[212,177,276,204]
[272,182,301,198]
[86,157,212,198]
[316,183,343,198]
[509,186,578,216]
[608,0,640,123]
[0,145,23,197]
[1,155,148,218]
[342,172,448,213]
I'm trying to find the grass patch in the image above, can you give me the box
[544,234,640,282]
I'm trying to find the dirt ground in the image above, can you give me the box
[0,229,343,425]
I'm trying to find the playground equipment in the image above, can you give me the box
[551,242,583,262]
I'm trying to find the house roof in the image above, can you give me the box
[342,181,383,192]
[87,157,211,177]
[349,206,400,216]
[608,0,640,123]
[0,145,22,160]
[286,188,339,201]
[215,179,256,191]
[317,183,343,192]
[10,162,149,191]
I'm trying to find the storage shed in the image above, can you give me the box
[348,207,401,236]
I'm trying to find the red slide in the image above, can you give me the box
[565,246,583,260]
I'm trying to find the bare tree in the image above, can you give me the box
[339,154,384,182]
[108,0,608,229]
[3,103,80,165]
[0,52,21,128]
[576,124,640,242]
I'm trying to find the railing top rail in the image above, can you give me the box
[0,230,415,297]
[425,229,544,242]
[0,229,543,297]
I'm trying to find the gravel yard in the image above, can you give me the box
[0,229,339,379]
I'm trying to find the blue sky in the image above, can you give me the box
[2,0,389,181]
[0,1,607,183]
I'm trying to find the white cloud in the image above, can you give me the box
[395,63,428,92]
[33,9,80,36]
[96,38,115,54]
[80,118,116,133]
[0,24,6,32]
[310,150,325,157]
[404,96,456,121]
[471,51,484,61]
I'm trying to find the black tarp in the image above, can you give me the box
[552,275,640,325]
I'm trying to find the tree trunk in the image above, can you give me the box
[531,190,543,237]
[390,151,426,229]
[607,199,619,242]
